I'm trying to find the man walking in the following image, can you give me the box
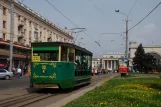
[17,67,21,80]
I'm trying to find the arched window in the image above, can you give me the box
[110,56,114,58]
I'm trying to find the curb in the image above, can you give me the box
[46,74,118,107]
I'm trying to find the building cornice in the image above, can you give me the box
[0,39,30,50]
[130,46,161,49]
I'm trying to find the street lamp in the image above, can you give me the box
[115,10,129,58]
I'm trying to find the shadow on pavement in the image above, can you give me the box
[25,83,91,94]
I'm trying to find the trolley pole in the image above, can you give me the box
[9,0,14,72]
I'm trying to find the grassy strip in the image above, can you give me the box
[64,77,161,107]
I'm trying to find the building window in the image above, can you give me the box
[40,31,42,41]
[3,7,6,15]
[34,31,38,42]
[18,15,20,21]
[29,21,31,27]
[24,18,26,23]
[3,33,5,40]
[110,56,114,58]
[3,21,6,28]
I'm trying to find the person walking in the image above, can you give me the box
[17,67,21,80]
[98,68,102,77]
[12,66,16,77]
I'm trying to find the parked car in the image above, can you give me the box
[0,69,13,80]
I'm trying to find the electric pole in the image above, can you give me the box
[125,19,128,58]
[9,0,14,72]
[115,9,129,59]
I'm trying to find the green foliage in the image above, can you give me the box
[133,43,157,73]
[133,43,145,72]
[144,53,157,72]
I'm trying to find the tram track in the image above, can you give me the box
[0,74,115,107]
[0,93,56,107]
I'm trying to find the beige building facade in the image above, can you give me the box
[129,41,161,66]
[0,0,73,69]
[0,0,73,46]
[102,52,125,71]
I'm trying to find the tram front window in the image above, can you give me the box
[33,51,59,61]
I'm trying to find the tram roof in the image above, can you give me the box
[31,42,93,55]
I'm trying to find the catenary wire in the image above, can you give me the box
[128,0,138,17]
[87,0,121,30]
[45,0,100,47]
[128,1,161,32]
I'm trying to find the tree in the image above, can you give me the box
[133,43,157,73]
[133,43,145,73]
[143,53,157,73]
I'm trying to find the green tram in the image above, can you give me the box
[30,42,93,89]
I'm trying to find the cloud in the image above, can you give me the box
[143,23,156,34]
[130,23,157,45]
[135,23,156,36]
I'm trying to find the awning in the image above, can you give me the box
[0,64,5,67]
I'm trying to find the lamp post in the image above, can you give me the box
[115,10,129,58]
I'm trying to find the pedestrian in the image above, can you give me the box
[23,67,26,75]
[17,67,21,80]
[12,66,16,76]
[98,68,102,77]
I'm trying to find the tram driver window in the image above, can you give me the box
[33,51,59,61]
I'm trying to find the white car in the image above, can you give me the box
[0,69,13,80]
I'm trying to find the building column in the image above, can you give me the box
[111,60,113,70]
[0,4,2,38]
[114,60,116,70]
[31,22,35,42]
[107,60,109,70]
[103,60,105,69]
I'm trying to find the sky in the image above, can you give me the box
[19,0,161,57]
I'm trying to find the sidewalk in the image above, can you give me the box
[12,74,29,80]
[46,73,119,107]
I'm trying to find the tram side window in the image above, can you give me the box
[61,46,68,61]
[68,48,75,62]
[83,55,88,69]
[88,55,92,70]
[33,51,59,61]
[75,50,81,65]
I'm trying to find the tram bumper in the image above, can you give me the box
[33,83,59,88]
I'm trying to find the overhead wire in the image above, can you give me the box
[87,0,124,48]
[128,0,138,17]
[45,0,78,28]
[87,0,121,29]
[128,1,161,32]
[45,0,100,47]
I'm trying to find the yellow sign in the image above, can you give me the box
[33,73,56,79]
[32,56,40,62]
[42,65,47,70]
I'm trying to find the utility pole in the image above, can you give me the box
[125,19,128,58]
[9,0,14,72]
[115,10,129,59]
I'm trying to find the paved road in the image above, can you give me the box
[0,77,30,90]
[0,73,115,91]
